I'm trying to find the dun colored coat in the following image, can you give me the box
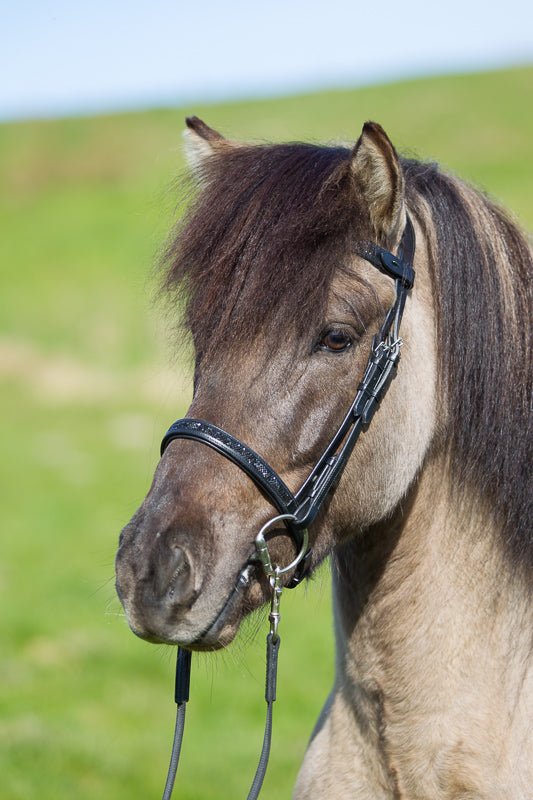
[116,117,532,799]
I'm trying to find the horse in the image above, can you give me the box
[115,116,532,798]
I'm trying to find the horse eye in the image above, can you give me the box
[317,328,353,352]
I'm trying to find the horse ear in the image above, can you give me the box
[183,116,225,172]
[351,122,405,245]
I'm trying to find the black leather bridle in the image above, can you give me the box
[158,215,416,800]
[161,214,415,584]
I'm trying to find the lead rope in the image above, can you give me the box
[246,569,282,800]
[161,565,285,800]
[162,647,191,800]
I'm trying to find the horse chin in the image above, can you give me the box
[124,603,243,651]
[180,586,252,651]
[123,565,267,651]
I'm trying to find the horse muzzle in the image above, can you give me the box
[115,526,201,641]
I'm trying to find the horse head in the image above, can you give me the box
[115,119,436,649]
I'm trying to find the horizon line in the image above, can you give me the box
[1,56,531,125]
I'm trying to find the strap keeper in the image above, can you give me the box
[378,250,415,289]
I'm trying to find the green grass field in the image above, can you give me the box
[1,65,532,799]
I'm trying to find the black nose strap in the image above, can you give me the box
[160,419,310,587]
[160,419,298,519]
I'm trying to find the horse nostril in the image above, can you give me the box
[162,544,197,607]
[168,546,190,590]
[171,544,189,570]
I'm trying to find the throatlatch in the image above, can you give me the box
[159,215,416,799]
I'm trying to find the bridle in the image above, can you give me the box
[157,215,416,799]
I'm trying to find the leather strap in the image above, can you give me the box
[161,419,297,517]
[357,215,416,289]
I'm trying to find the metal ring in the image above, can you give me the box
[254,514,309,579]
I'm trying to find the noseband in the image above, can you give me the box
[158,216,416,799]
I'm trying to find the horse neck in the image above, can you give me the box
[331,451,531,733]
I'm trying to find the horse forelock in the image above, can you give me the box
[161,141,532,575]
[162,142,373,355]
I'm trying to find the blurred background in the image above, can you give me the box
[1,2,532,798]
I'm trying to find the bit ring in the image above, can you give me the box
[254,514,309,580]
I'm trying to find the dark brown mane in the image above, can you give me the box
[403,159,532,572]
[162,140,532,572]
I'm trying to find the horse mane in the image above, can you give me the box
[403,159,533,573]
[162,140,533,573]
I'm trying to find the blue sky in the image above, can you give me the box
[2,0,532,120]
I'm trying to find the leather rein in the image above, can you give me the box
[158,216,416,799]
